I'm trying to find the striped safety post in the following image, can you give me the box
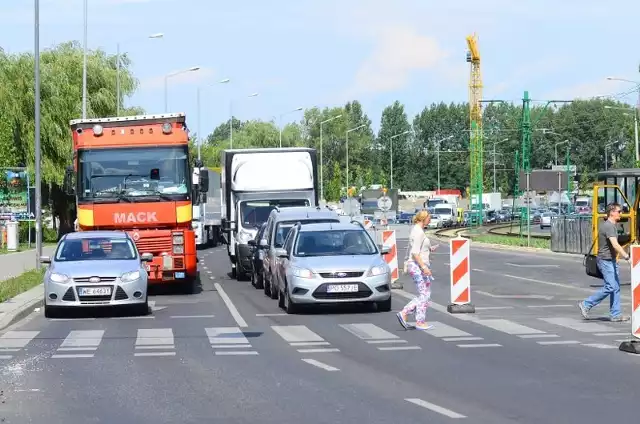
[619,245,640,354]
[363,219,373,230]
[382,230,399,283]
[446,236,475,314]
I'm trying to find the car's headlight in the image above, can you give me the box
[291,267,314,279]
[49,273,70,283]
[237,230,254,244]
[121,270,141,282]
[367,264,388,277]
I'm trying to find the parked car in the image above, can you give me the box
[271,221,392,314]
[540,212,556,229]
[40,230,151,318]
[248,223,268,289]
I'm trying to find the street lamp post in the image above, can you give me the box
[606,78,640,163]
[346,124,366,192]
[279,107,303,148]
[229,92,258,149]
[164,66,200,112]
[81,0,88,119]
[554,139,568,166]
[436,135,454,192]
[605,141,616,171]
[34,0,42,267]
[116,33,163,116]
[196,78,230,159]
[319,114,342,201]
[389,130,411,189]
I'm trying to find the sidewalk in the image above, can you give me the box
[0,245,55,280]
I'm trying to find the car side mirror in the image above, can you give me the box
[199,169,209,193]
[140,252,153,262]
[39,255,51,264]
[274,248,288,258]
[259,239,268,248]
[63,167,75,196]
[379,245,391,255]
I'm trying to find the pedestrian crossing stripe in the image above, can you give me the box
[0,316,630,359]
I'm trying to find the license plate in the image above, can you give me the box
[327,284,359,293]
[78,286,112,296]
[175,272,185,278]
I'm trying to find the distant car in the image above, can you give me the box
[540,212,556,229]
[272,221,392,313]
[40,230,151,318]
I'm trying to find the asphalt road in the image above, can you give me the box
[1,242,639,423]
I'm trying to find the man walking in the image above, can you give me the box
[578,202,629,322]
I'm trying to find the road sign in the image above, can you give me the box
[377,196,392,211]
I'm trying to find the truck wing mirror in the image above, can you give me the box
[199,170,209,193]
[259,239,268,248]
[63,166,75,196]
[140,252,153,262]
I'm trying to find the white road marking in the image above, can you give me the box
[0,331,40,350]
[506,263,559,268]
[297,348,340,353]
[51,353,94,359]
[57,347,98,351]
[475,306,514,310]
[377,346,422,351]
[256,313,288,317]
[475,319,546,335]
[214,351,259,356]
[340,323,399,341]
[302,358,340,371]
[527,304,572,308]
[539,317,618,333]
[58,330,104,352]
[594,332,628,337]
[134,352,177,357]
[272,325,325,343]
[212,344,252,349]
[49,318,96,321]
[405,398,467,419]
[170,315,215,319]
[503,274,592,293]
[0,355,13,359]
[442,337,484,342]
[423,321,472,338]
[518,334,560,339]
[471,268,485,272]
[205,327,250,345]
[457,343,502,348]
[214,282,248,327]
[367,339,408,344]
[582,343,617,349]
[290,341,330,347]
[476,291,553,300]
[112,315,155,320]
[537,340,581,345]
[135,328,174,347]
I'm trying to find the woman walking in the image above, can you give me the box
[397,210,437,331]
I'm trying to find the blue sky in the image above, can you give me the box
[3,0,640,136]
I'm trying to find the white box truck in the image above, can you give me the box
[220,148,318,280]
[193,167,222,247]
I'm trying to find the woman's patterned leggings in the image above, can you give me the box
[401,261,432,324]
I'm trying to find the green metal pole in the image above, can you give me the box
[519,91,531,240]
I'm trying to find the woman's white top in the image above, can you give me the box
[406,224,431,266]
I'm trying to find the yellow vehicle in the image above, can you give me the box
[591,168,636,254]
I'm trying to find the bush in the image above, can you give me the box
[17,222,58,244]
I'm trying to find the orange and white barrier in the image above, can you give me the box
[363,219,373,230]
[447,236,475,313]
[382,230,399,282]
[620,245,640,353]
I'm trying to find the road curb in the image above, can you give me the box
[0,284,43,331]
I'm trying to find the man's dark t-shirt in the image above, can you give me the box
[597,220,618,260]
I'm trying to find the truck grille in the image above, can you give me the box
[135,237,172,254]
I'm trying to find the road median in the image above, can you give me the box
[0,268,45,331]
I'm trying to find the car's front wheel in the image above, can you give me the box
[376,297,392,312]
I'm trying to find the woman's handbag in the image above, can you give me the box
[583,240,603,279]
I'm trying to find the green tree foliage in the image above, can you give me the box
[0,42,141,234]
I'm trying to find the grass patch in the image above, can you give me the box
[470,234,550,249]
[0,268,46,303]
[0,242,56,255]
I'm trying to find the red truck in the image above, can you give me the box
[64,113,208,291]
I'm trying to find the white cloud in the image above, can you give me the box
[343,25,449,98]
[541,78,635,102]
[139,67,216,90]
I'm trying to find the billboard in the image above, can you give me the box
[0,169,32,221]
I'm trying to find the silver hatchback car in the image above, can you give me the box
[273,221,392,313]
[40,231,152,318]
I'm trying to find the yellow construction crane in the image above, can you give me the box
[466,33,483,225]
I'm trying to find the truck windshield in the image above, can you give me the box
[78,146,190,202]
[240,199,309,229]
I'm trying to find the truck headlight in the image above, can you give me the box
[173,234,184,244]
[173,245,184,254]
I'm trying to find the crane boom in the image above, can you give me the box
[467,33,484,226]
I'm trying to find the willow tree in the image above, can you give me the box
[0,41,143,236]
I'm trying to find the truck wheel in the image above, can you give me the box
[231,265,237,279]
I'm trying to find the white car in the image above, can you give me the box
[540,212,556,229]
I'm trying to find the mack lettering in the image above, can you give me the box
[114,212,158,224]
